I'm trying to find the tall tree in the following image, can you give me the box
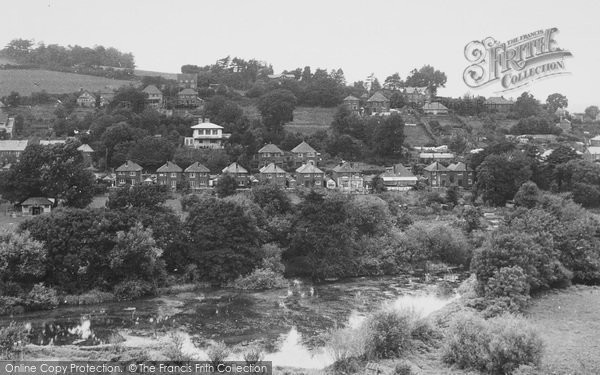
[257,89,297,133]
[370,114,405,160]
[585,105,599,120]
[384,73,403,91]
[546,93,568,113]
[475,152,532,206]
[512,92,541,118]
[404,65,447,95]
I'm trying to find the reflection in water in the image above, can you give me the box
[264,327,333,369]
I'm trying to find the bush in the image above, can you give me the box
[0,322,29,359]
[113,280,155,301]
[393,361,413,375]
[483,266,531,315]
[63,289,115,305]
[0,296,25,315]
[327,326,368,362]
[364,309,412,359]
[403,223,471,266]
[443,312,543,374]
[243,347,264,364]
[229,268,288,290]
[207,341,230,364]
[26,283,59,310]
[163,332,195,361]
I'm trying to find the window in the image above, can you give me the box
[171,173,177,178]
[189,173,195,178]
[130,171,136,176]
[171,180,176,187]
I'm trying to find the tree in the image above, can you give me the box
[215,174,238,198]
[0,231,46,283]
[251,184,292,215]
[546,93,568,113]
[128,136,175,171]
[405,65,447,95]
[475,152,532,206]
[585,105,599,120]
[512,92,540,118]
[109,86,147,113]
[257,89,297,133]
[370,114,405,160]
[106,185,169,209]
[513,181,541,209]
[0,141,95,207]
[384,73,403,91]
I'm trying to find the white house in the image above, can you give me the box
[184,120,231,149]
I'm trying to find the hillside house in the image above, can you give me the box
[423,161,450,188]
[39,140,66,146]
[259,163,288,187]
[447,162,474,188]
[267,73,297,80]
[291,141,318,167]
[400,87,430,105]
[484,97,514,112]
[222,162,251,188]
[366,92,390,115]
[115,160,143,186]
[0,113,15,138]
[381,164,418,191]
[295,162,325,188]
[343,95,361,114]
[590,135,600,147]
[422,102,449,115]
[177,73,198,89]
[184,120,230,149]
[257,143,286,168]
[143,85,164,109]
[332,162,364,193]
[76,91,96,107]
[0,140,28,165]
[78,144,94,167]
[184,162,211,189]
[157,161,183,190]
[584,147,600,162]
[418,152,455,162]
[21,197,54,216]
[177,88,201,108]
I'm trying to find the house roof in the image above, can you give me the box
[343,95,360,102]
[367,91,390,103]
[485,96,514,105]
[333,162,359,173]
[77,144,94,153]
[178,88,198,96]
[143,85,162,94]
[424,161,448,172]
[591,135,600,141]
[77,91,95,99]
[419,152,455,159]
[296,163,324,174]
[403,87,428,94]
[258,143,284,154]
[39,140,66,146]
[447,162,470,172]
[21,197,53,206]
[222,162,248,174]
[586,147,600,155]
[291,141,316,153]
[191,121,223,129]
[260,163,287,174]
[116,160,143,172]
[157,161,182,173]
[422,102,448,111]
[185,162,210,173]
[383,164,415,178]
[0,140,28,151]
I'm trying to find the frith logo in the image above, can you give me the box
[463,28,573,92]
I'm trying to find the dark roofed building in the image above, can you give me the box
[116,160,143,186]
[295,162,325,188]
[257,143,285,168]
[484,96,514,112]
[381,164,418,191]
[21,197,53,216]
[332,162,364,193]
[423,161,449,188]
[177,88,201,108]
[447,162,474,188]
[366,91,390,115]
[157,161,183,190]
[259,162,288,187]
[343,95,361,114]
[185,162,210,189]
[291,141,318,167]
[222,162,251,188]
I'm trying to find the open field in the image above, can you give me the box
[134,69,178,80]
[528,285,600,374]
[284,106,336,134]
[404,124,435,146]
[0,69,135,97]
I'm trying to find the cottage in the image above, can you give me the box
[381,164,418,191]
[257,143,286,168]
[157,161,183,190]
[343,95,361,114]
[484,97,514,112]
[291,141,318,167]
[0,140,28,165]
[177,73,198,89]
[295,162,325,188]
[78,144,94,167]
[259,163,288,187]
[184,162,211,189]
[142,85,164,109]
[21,197,53,216]
[332,162,364,193]
[366,92,390,115]
[422,102,449,115]
[447,162,474,188]
[115,160,143,186]
[222,162,251,188]
[76,91,96,107]
[177,88,201,108]
[184,120,231,149]
[423,161,450,188]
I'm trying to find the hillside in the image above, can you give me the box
[285,106,337,134]
[134,69,178,80]
[0,69,135,97]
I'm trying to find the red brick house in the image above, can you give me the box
[332,162,364,193]
[184,162,211,189]
[259,163,288,187]
[366,92,390,115]
[295,162,325,188]
[257,143,286,168]
[222,162,251,188]
[343,95,361,114]
[291,141,318,167]
[116,160,143,186]
[423,161,449,188]
[157,161,183,190]
[447,162,474,188]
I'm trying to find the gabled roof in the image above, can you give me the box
[143,85,162,94]
[178,88,198,96]
[424,161,448,172]
[403,87,428,94]
[21,197,53,206]
[222,162,248,174]
[258,143,284,154]
[0,140,28,151]
[447,162,470,172]
[586,147,600,155]
[591,135,600,141]
[296,163,324,174]
[343,95,360,102]
[422,102,448,111]
[260,163,287,174]
[382,164,416,178]
[77,144,94,153]
[191,121,223,129]
[157,161,182,173]
[116,160,143,172]
[185,162,210,173]
[333,162,359,173]
[77,91,95,99]
[367,92,390,103]
[292,141,316,154]
[39,140,66,146]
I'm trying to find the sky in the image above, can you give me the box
[1,0,599,112]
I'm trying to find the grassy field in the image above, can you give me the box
[0,69,134,97]
[285,106,336,135]
[528,285,600,374]
[134,69,178,80]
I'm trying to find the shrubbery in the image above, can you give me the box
[0,322,29,359]
[443,312,543,374]
[113,280,156,301]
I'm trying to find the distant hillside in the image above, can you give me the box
[285,106,337,134]
[0,69,135,97]
[134,69,178,80]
